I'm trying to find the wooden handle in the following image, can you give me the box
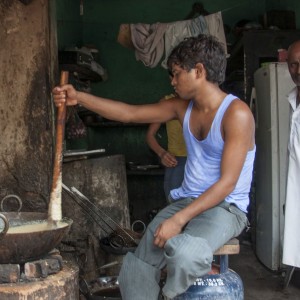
[48,70,69,221]
[54,70,69,167]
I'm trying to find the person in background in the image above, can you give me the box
[52,34,255,300]
[282,40,300,285]
[146,93,187,200]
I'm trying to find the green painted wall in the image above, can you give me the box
[81,0,265,103]
[56,0,83,49]
[56,0,299,163]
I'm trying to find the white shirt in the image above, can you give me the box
[282,87,300,268]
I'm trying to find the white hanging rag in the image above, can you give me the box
[130,22,168,68]
[161,15,208,69]
[204,11,227,56]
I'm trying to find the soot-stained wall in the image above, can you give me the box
[0,0,57,211]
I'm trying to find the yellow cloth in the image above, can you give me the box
[164,94,187,157]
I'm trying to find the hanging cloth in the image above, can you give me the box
[204,11,228,56]
[161,15,208,69]
[130,22,168,68]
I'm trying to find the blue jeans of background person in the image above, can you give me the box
[118,198,248,300]
[164,156,186,200]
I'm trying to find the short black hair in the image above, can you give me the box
[167,34,227,85]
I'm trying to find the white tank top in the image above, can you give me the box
[170,94,256,212]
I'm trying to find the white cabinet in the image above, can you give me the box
[254,62,294,270]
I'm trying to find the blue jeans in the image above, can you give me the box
[118,198,248,299]
[164,156,186,200]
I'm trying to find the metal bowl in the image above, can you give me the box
[0,212,72,264]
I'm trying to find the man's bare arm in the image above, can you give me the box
[53,84,180,124]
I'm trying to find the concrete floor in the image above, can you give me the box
[230,242,300,300]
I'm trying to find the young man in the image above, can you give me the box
[282,40,300,283]
[53,34,255,299]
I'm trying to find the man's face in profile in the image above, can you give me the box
[288,42,300,87]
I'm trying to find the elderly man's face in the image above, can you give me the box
[288,41,300,86]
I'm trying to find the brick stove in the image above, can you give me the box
[0,250,79,300]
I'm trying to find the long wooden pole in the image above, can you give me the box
[48,70,69,221]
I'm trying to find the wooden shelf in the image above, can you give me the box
[86,121,149,128]
[126,169,164,176]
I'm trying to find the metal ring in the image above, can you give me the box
[109,234,125,249]
[1,194,22,212]
[0,213,9,238]
[131,219,146,234]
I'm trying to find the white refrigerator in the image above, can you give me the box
[253,62,295,271]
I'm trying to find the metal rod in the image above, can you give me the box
[62,184,138,246]
[68,186,116,233]
[69,186,137,244]
[62,184,112,234]
[100,261,119,269]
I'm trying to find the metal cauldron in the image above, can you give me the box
[0,195,72,264]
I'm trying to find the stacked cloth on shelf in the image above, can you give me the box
[120,12,227,68]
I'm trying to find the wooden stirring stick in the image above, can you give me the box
[48,70,69,221]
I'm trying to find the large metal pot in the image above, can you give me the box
[0,195,72,264]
